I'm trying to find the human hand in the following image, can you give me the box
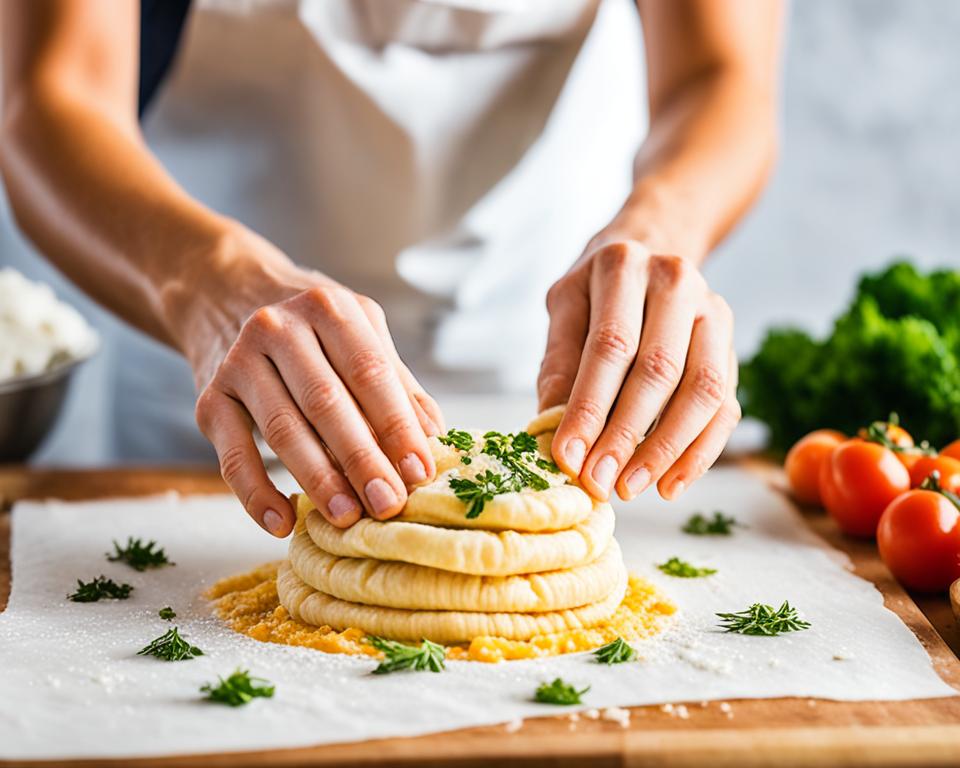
[168,229,443,537]
[537,239,739,502]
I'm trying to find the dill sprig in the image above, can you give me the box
[593,637,637,664]
[449,471,511,519]
[682,511,740,536]
[534,678,589,705]
[201,669,275,706]
[368,636,446,674]
[716,601,811,636]
[158,606,176,621]
[438,428,474,452]
[67,575,133,602]
[106,536,174,571]
[657,557,717,578]
[137,627,204,661]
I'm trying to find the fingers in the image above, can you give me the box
[303,288,436,490]
[537,269,590,412]
[654,349,741,499]
[249,315,405,521]
[618,293,735,500]
[550,243,648,482]
[195,389,296,536]
[578,255,700,498]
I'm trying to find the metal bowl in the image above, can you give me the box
[0,349,96,462]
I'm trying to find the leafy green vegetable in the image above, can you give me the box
[137,627,204,661]
[438,429,474,452]
[201,669,274,706]
[593,637,637,664]
[682,511,740,536]
[740,261,960,452]
[158,606,176,621]
[534,678,589,705]
[368,636,446,674]
[67,576,133,602]
[106,537,174,571]
[716,601,811,636]
[657,557,717,578]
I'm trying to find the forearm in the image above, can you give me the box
[603,66,778,264]
[0,86,259,348]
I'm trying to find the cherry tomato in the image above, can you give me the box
[941,439,960,462]
[859,419,913,449]
[895,448,927,474]
[908,455,960,493]
[819,440,910,537]
[877,489,960,593]
[785,429,845,505]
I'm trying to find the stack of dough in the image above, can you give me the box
[277,406,628,644]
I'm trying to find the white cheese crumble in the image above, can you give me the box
[0,268,97,382]
[600,706,631,728]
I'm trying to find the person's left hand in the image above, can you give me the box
[538,238,740,502]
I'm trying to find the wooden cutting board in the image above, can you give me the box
[1,462,959,768]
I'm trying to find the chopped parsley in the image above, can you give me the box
[201,669,275,707]
[449,471,511,519]
[106,536,174,571]
[534,678,589,705]
[158,606,176,621]
[67,575,133,602]
[368,636,446,674]
[593,637,637,664]
[682,511,740,536]
[716,601,811,636]
[438,429,475,452]
[137,627,204,661]
[657,557,717,578]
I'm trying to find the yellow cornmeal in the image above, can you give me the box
[206,562,676,663]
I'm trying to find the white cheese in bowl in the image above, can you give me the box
[0,268,98,382]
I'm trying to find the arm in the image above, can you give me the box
[539,0,782,501]
[1,0,443,536]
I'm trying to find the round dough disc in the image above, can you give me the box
[277,560,628,644]
[289,527,626,613]
[302,502,615,576]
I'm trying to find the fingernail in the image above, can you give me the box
[667,478,687,500]
[565,438,586,473]
[327,493,359,522]
[625,467,651,497]
[399,452,428,484]
[262,508,285,536]
[365,478,398,517]
[592,454,618,494]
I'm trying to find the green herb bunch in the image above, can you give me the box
[137,627,204,661]
[534,678,589,705]
[201,669,275,707]
[107,537,174,571]
[593,637,637,664]
[368,636,446,674]
[717,601,811,636]
[657,557,717,578]
[740,261,960,452]
[67,575,133,602]
[682,512,739,536]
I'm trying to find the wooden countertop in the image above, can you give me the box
[1,463,959,768]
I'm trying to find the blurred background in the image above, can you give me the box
[2,0,959,465]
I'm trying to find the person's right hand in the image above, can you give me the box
[167,227,444,538]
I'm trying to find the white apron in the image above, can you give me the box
[118,0,646,461]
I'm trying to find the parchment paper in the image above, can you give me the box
[0,467,955,760]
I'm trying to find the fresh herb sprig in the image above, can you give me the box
[593,637,637,664]
[716,601,811,636]
[682,511,740,536]
[67,575,133,602]
[107,537,174,571]
[438,429,474,452]
[368,636,446,674]
[534,678,589,705]
[158,606,176,621]
[482,430,550,491]
[657,557,717,578]
[201,669,275,706]
[449,471,511,519]
[137,627,204,661]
